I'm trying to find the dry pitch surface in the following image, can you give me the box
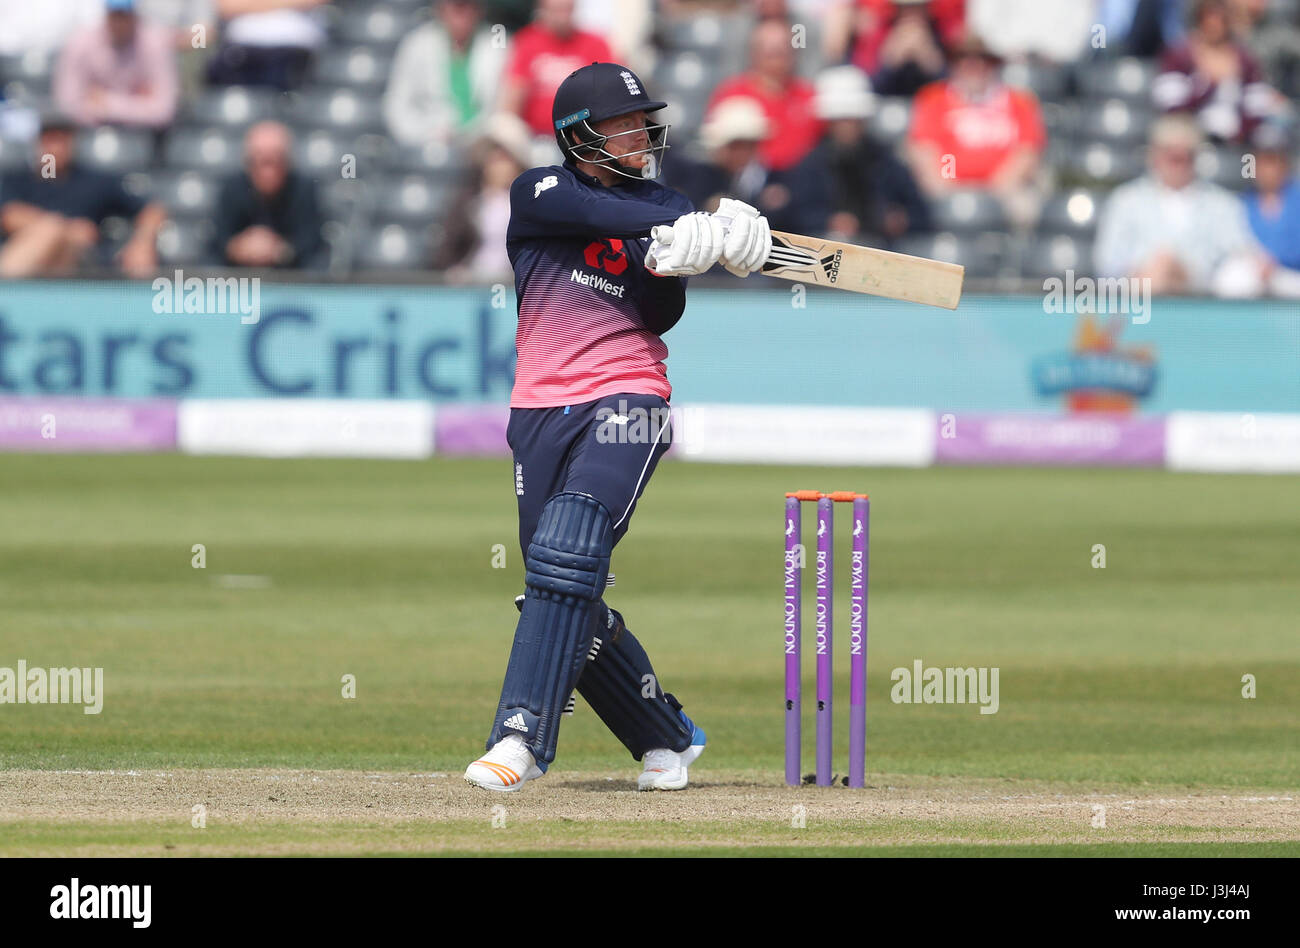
[2,769,1296,856]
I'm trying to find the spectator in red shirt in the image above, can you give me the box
[906,31,1046,227]
[706,18,825,172]
[500,0,613,138]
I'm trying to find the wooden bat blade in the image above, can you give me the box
[761,231,965,309]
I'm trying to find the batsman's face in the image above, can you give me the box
[595,111,651,167]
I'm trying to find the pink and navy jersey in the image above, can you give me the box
[506,159,695,408]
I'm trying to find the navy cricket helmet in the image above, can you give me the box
[552,62,672,181]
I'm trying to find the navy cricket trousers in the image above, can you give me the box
[493,391,695,762]
[507,392,672,558]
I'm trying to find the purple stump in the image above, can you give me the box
[848,496,869,788]
[784,495,802,786]
[816,495,834,786]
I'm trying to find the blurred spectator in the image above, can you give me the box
[707,18,825,171]
[0,114,164,278]
[500,0,613,138]
[54,0,180,131]
[210,121,324,269]
[795,66,931,243]
[737,0,841,77]
[484,0,534,32]
[134,0,218,99]
[1094,115,1270,297]
[871,0,948,96]
[1229,0,1300,98]
[824,0,964,88]
[575,0,654,77]
[206,0,327,91]
[667,97,778,212]
[135,0,216,37]
[1094,0,1185,58]
[1241,122,1300,296]
[434,112,532,282]
[968,0,1097,64]
[1152,0,1283,143]
[906,32,1046,227]
[0,0,102,56]
[384,0,509,149]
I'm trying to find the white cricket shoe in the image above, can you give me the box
[637,715,706,791]
[465,734,545,792]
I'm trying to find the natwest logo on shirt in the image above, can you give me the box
[583,238,628,275]
[571,268,627,298]
[574,239,628,296]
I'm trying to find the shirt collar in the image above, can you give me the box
[564,158,603,187]
[564,157,647,191]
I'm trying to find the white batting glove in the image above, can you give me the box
[645,212,725,276]
[714,197,771,278]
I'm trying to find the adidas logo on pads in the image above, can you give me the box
[588,637,603,661]
[503,713,528,732]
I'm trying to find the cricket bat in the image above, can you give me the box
[650,226,965,310]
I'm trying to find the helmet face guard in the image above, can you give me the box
[560,114,672,181]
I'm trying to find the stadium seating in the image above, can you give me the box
[0,2,1294,286]
[149,170,221,220]
[1022,234,1095,280]
[930,190,1008,234]
[156,217,213,266]
[0,51,54,102]
[1039,189,1102,237]
[181,86,279,130]
[76,127,155,173]
[0,134,26,172]
[869,98,911,145]
[354,222,433,271]
[164,128,244,173]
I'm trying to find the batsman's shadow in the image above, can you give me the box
[558,776,745,793]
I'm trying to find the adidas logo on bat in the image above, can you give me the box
[821,249,842,283]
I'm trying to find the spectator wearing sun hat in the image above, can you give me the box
[666,97,771,212]
[791,65,931,244]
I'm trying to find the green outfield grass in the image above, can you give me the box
[0,454,1296,855]
[2,818,1296,858]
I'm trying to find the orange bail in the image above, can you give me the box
[784,490,823,502]
[826,491,868,502]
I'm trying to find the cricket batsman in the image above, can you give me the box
[464,62,771,791]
